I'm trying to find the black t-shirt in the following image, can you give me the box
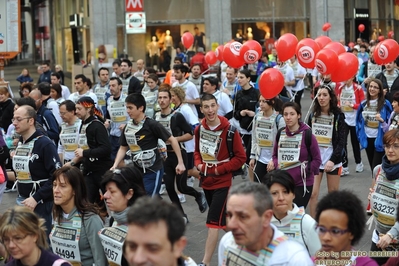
[155,111,193,150]
[120,117,171,171]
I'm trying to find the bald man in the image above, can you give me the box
[134,59,145,81]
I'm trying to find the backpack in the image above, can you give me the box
[276,128,313,175]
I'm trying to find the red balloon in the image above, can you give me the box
[258,68,285,99]
[348,42,355,49]
[378,36,385,42]
[215,45,224,61]
[374,39,399,65]
[331,53,359,82]
[240,40,262,64]
[388,31,394,39]
[275,33,298,61]
[205,51,217,65]
[324,41,346,55]
[322,23,331,32]
[315,49,338,75]
[358,24,365,33]
[181,32,194,49]
[373,42,384,65]
[315,36,332,49]
[223,41,245,68]
[295,38,320,69]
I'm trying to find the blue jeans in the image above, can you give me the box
[143,168,164,197]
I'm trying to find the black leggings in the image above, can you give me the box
[365,137,384,173]
[294,185,313,209]
[241,134,251,165]
[342,124,362,167]
[163,150,201,214]
[253,161,268,183]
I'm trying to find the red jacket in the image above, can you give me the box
[336,82,365,110]
[190,52,208,72]
[194,116,246,190]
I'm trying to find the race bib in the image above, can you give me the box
[99,225,128,266]
[199,127,223,164]
[312,115,334,147]
[277,132,302,170]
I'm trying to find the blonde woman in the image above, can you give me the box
[0,206,70,265]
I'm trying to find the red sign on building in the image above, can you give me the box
[126,0,143,12]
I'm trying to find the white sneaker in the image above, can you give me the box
[356,162,364,173]
[178,194,186,203]
[159,184,166,195]
[341,167,350,176]
[187,176,195,187]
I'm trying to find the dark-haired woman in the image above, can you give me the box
[356,79,392,214]
[262,169,320,256]
[51,166,107,266]
[308,85,347,218]
[73,96,112,204]
[368,129,399,265]
[99,166,146,266]
[50,83,65,105]
[271,102,321,208]
[385,91,399,130]
[314,190,377,265]
[233,69,259,179]
[356,78,392,173]
[249,95,285,182]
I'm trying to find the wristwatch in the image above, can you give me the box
[70,161,76,167]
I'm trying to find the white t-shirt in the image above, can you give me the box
[213,90,233,117]
[218,224,313,266]
[46,98,62,125]
[68,91,99,108]
[61,85,71,100]
[172,80,200,117]
[174,104,199,153]
[289,61,307,92]
[274,64,295,95]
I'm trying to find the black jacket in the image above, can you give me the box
[0,98,14,132]
[233,87,259,131]
[376,70,399,102]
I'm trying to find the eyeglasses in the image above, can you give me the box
[316,225,349,237]
[113,169,129,185]
[1,234,29,245]
[59,112,69,116]
[383,143,399,150]
[12,117,31,123]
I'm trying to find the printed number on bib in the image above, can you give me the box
[55,247,75,260]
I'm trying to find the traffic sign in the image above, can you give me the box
[125,0,144,12]
[126,12,146,34]
[0,0,21,59]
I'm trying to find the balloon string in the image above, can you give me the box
[304,77,323,126]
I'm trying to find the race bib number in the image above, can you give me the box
[99,226,127,266]
[363,105,379,128]
[371,181,398,229]
[110,102,127,123]
[51,225,82,265]
[256,119,273,148]
[340,90,354,112]
[13,147,31,180]
[199,128,222,163]
[312,115,333,147]
[278,133,302,170]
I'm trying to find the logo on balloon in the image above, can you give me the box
[230,42,242,56]
[378,44,389,60]
[315,59,327,74]
[243,50,259,64]
[298,46,315,64]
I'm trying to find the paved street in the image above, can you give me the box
[1,60,375,265]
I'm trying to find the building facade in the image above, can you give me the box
[27,0,399,79]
